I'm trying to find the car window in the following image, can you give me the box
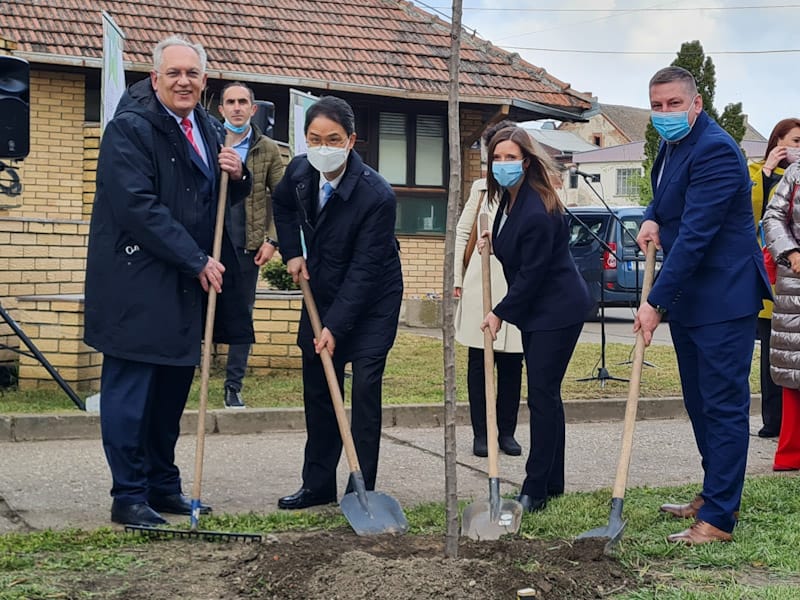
[568,216,609,247]
[620,217,642,248]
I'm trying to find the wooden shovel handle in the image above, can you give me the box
[192,131,235,512]
[479,213,500,479]
[299,278,361,473]
[611,241,657,499]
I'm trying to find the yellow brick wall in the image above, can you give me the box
[397,235,445,299]
[83,126,100,217]
[2,71,86,221]
[214,292,303,373]
[15,296,101,391]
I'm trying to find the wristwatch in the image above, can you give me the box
[266,237,279,249]
[647,300,667,316]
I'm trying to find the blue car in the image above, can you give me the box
[565,206,663,318]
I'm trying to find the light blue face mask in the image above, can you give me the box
[650,102,695,142]
[224,119,250,134]
[492,160,525,188]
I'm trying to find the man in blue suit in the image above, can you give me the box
[635,66,771,545]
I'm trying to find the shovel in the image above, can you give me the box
[577,241,657,552]
[461,213,523,540]
[298,278,408,536]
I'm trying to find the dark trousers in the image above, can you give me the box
[100,355,195,505]
[467,346,523,440]
[224,249,261,391]
[757,317,782,433]
[669,315,755,533]
[300,352,388,497]
[519,322,583,500]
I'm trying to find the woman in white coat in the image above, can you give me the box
[454,177,524,457]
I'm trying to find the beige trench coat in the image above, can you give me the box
[453,179,523,352]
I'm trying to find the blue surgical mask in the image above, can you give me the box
[224,119,250,134]
[650,109,693,142]
[492,160,525,188]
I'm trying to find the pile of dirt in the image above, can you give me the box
[65,529,645,599]
[224,530,641,599]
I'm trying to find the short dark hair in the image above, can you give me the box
[649,66,698,96]
[304,96,355,137]
[221,81,255,103]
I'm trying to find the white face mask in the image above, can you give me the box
[306,144,349,174]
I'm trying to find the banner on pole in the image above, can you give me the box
[288,88,319,157]
[101,11,126,133]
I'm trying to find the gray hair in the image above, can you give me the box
[649,66,698,96]
[153,35,207,73]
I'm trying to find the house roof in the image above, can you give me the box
[597,103,767,143]
[0,0,592,118]
[573,141,645,164]
[525,128,598,154]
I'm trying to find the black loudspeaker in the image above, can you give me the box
[0,55,29,159]
[251,100,275,139]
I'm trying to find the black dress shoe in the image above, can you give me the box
[758,426,780,438]
[149,493,212,515]
[472,437,488,457]
[499,436,522,456]
[111,500,167,526]
[516,494,547,513]
[278,488,336,510]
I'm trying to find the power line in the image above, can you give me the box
[423,4,800,12]
[504,46,800,56]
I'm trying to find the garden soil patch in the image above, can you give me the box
[65,528,644,599]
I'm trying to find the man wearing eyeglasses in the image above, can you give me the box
[84,35,253,527]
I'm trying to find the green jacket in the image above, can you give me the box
[243,124,285,250]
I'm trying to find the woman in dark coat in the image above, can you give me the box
[272,96,403,509]
[479,125,592,512]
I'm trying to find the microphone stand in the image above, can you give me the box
[572,172,659,373]
[564,207,627,387]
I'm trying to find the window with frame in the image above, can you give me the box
[378,111,447,234]
[616,168,641,197]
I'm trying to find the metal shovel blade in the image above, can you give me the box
[576,497,626,553]
[461,479,523,541]
[340,489,409,536]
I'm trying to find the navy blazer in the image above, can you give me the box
[272,150,403,360]
[646,111,771,326]
[492,183,592,332]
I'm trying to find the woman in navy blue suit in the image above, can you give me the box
[479,125,592,512]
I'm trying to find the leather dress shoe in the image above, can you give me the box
[516,494,547,513]
[111,500,167,526]
[472,438,488,457]
[498,436,522,456]
[758,426,779,438]
[278,488,336,510]
[667,520,732,545]
[149,493,212,515]
[660,494,704,519]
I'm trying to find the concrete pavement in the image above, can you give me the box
[0,412,782,534]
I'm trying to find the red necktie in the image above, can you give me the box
[180,117,204,161]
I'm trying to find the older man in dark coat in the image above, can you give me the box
[84,35,252,526]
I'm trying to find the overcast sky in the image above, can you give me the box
[415,1,799,138]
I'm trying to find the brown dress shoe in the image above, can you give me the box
[660,494,704,519]
[667,520,732,545]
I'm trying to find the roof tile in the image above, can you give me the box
[0,0,591,113]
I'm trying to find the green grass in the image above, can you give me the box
[0,332,762,413]
[1,476,798,598]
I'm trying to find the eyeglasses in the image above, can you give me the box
[158,69,203,82]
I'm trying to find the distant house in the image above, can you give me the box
[560,102,767,148]
[560,103,768,206]
[0,0,593,388]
